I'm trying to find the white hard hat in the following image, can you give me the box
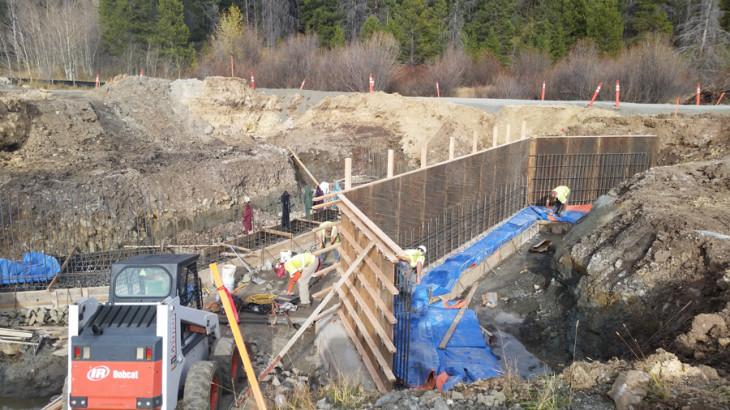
[418,245,427,254]
[244,195,250,203]
[319,182,330,194]
[280,250,292,263]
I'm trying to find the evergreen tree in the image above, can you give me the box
[98,0,157,56]
[300,0,343,48]
[154,0,193,61]
[388,0,444,65]
[464,0,516,64]
[720,0,730,32]
[98,0,131,55]
[628,0,673,40]
[586,0,624,54]
[360,15,383,40]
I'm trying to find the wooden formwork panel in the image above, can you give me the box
[336,201,397,392]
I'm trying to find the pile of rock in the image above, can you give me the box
[0,306,69,327]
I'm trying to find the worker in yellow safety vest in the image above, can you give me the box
[282,252,320,306]
[398,246,426,285]
[317,221,341,263]
[545,186,570,217]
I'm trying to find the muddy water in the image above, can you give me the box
[474,231,576,377]
[1,396,51,410]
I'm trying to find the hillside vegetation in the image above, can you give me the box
[0,0,728,102]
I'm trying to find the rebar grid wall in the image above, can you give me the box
[527,136,657,205]
[344,139,531,260]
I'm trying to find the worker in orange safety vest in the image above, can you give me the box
[280,252,320,306]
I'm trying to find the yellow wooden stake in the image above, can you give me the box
[210,263,267,410]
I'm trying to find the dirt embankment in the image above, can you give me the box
[553,159,730,367]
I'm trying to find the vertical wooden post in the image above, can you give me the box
[421,143,428,168]
[230,55,234,77]
[449,137,455,161]
[521,121,526,140]
[345,157,352,190]
[387,149,394,178]
[492,126,498,148]
[472,131,478,153]
[506,124,511,143]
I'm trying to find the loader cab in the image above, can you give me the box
[109,254,202,308]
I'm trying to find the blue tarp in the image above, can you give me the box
[0,252,61,285]
[404,205,590,390]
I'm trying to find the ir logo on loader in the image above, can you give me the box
[87,366,110,381]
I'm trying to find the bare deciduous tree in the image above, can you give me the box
[0,0,100,81]
[677,0,730,81]
[427,46,468,96]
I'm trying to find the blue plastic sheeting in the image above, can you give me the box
[403,205,591,390]
[0,252,61,285]
[406,307,502,390]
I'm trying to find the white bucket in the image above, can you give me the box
[221,264,237,293]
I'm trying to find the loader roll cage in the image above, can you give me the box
[108,254,203,309]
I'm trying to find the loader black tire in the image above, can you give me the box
[211,337,246,393]
[182,361,222,410]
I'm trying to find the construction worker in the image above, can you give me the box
[398,245,426,285]
[283,252,321,306]
[317,221,340,264]
[545,185,570,217]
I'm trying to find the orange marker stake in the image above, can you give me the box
[588,82,602,107]
[674,97,680,118]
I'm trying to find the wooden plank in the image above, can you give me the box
[338,293,397,381]
[338,225,398,295]
[0,286,109,311]
[312,199,341,210]
[339,206,398,263]
[288,146,320,186]
[338,252,397,324]
[295,218,322,227]
[261,228,293,238]
[46,248,76,291]
[345,157,352,190]
[0,328,33,338]
[337,309,388,393]
[439,284,479,350]
[339,196,404,258]
[312,285,334,299]
[312,262,340,278]
[311,220,342,232]
[313,243,341,258]
[314,302,341,321]
[215,243,252,253]
[258,242,375,383]
[338,275,397,352]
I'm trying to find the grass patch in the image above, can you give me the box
[321,374,373,409]
[277,373,373,409]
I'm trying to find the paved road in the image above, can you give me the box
[441,97,730,116]
[22,86,730,117]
